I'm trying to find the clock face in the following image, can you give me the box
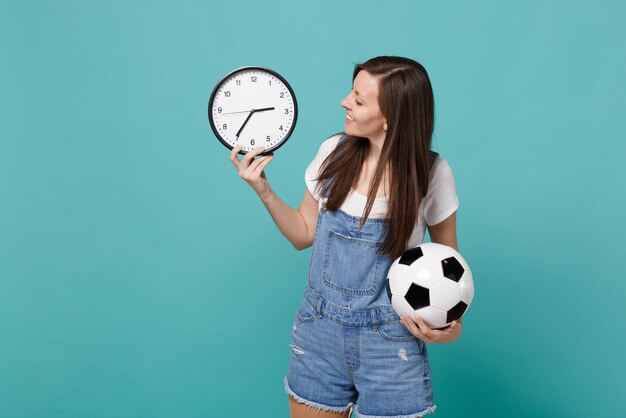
[208,66,298,155]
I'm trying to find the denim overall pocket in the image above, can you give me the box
[295,298,318,323]
[376,320,426,355]
[321,229,383,295]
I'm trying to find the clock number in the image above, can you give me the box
[235,79,241,86]
[251,76,257,82]
[268,80,272,86]
[280,92,284,98]
[284,108,289,114]
[251,139,255,146]
[222,124,227,130]
[279,125,283,131]
[217,107,222,113]
[224,91,231,97]
[266,136,270,142]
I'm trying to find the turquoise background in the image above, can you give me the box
[1,1,624,417]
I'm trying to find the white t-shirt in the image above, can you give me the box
[304,134,459,248]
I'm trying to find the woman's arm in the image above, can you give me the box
[400,211,464,343]
[427,211,461,326]
[259,187,319,250]
[229,145,318,250]
[427,211,458,251]
[428,211,463,324]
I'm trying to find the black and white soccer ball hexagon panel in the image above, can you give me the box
[386,242,475,330]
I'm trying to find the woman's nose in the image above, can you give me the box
[340,96,350,109]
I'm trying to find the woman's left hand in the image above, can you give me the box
[400,314,462,344]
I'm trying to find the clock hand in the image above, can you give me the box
[220,110,253,115]
[221,107,274,115]
[233,106,276,138]
[236,109,256,138]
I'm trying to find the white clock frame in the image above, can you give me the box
[208,66,298,155]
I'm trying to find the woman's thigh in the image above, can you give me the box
[288,394,352,418]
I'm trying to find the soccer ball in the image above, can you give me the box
[385,242,475,329]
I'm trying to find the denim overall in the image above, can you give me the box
[284,135,437,418]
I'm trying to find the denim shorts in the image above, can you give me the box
[284,286,436,418]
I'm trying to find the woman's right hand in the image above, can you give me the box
[229,145,274,198]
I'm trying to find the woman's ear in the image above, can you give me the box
[383,121,388,132]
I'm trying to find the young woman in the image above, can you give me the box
[229,56,462,418]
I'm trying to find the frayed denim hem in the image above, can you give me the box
[353,403,437,418]
[284,376,355,414]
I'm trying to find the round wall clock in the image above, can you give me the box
[208,66,298,156]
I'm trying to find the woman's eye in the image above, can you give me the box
[356,101,362,106]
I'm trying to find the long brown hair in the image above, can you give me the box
[313,56,437,260]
